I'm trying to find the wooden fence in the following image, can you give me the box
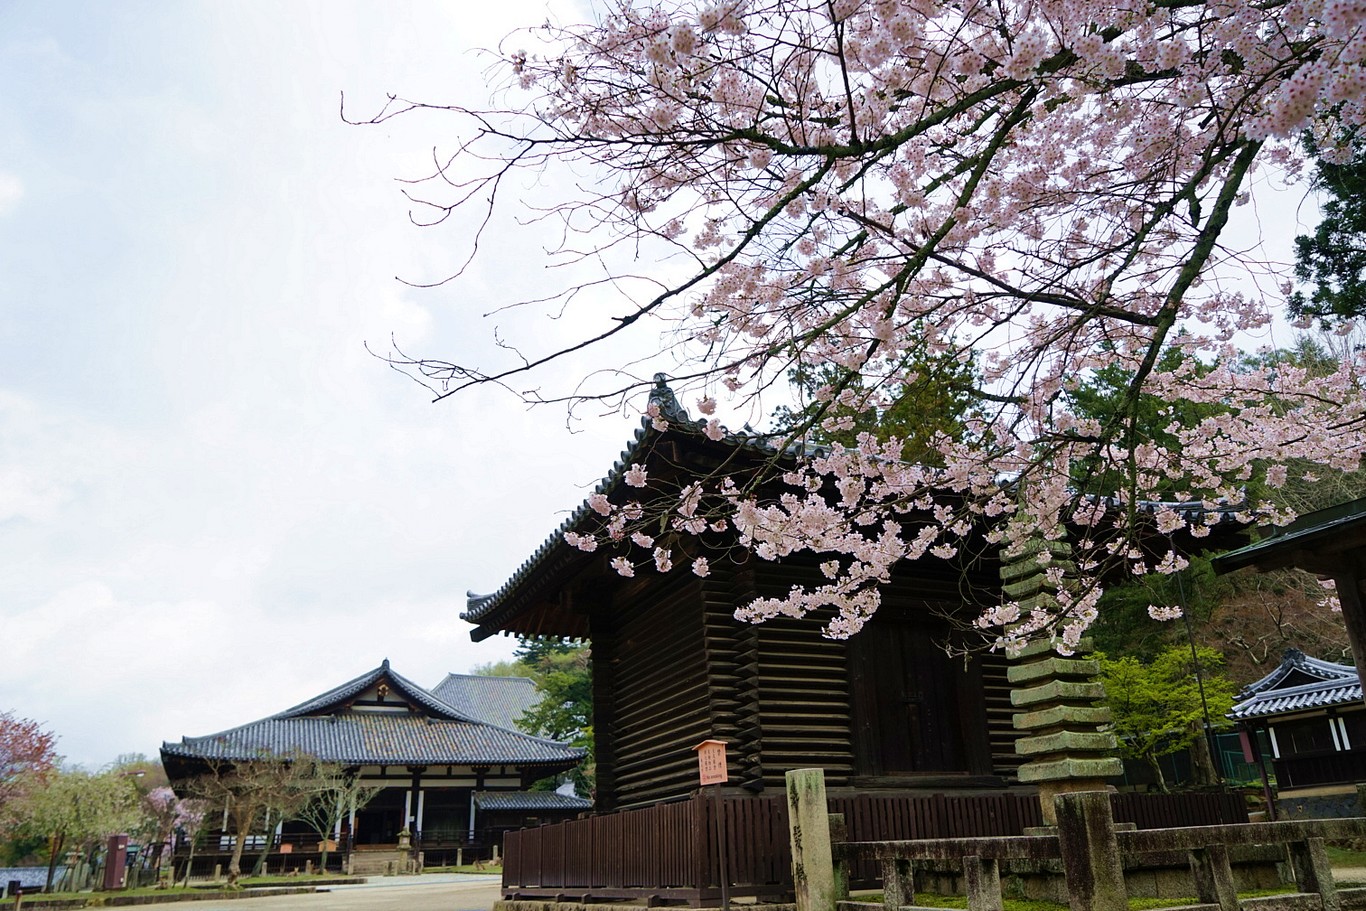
[500,789,1249,905]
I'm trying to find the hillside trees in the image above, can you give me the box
[367,0,1366,647]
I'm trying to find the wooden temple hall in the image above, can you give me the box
[160,660,588,874]
[463,378,1251,904]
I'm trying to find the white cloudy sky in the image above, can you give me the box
[0,0,663,768]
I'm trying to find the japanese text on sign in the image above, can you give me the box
[694,739,728,786]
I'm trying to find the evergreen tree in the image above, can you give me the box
[1292,142,1366,325]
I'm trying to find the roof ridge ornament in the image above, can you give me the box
[649,373,690,424]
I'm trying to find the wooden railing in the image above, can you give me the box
[500,790,1249,905]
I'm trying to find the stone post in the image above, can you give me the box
[1189,844,1237,911]
[828,813,850,903]
[963,856,1004,911]
[1054,791,1126,911]
[1289,837,1339,911]
[786,768,837,911]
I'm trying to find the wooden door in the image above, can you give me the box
[849,614,983,776]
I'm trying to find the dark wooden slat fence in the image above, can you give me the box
[501,790,1248,905]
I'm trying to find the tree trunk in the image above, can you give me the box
[180,835,199,888]
[227,821,249,885]
[45,831,65,892]
[1145,755,1170,793]
[1188,720,1221,787]
[250,810,273,878]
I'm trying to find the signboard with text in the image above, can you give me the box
[694,739,728,786]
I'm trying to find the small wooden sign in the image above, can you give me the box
[693,739,728,786]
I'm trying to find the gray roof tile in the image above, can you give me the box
[472,790,592,812]
[1230,649,1363,720]
[429,675,540,731]
[162,661,584,768]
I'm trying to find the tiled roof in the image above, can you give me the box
[274,658,475,723]
[162,713,584,767]
[429,675,540,731]
[472,790,592,812]
[162,660,585,769]
[1229,649,1363,720]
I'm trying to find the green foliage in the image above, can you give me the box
[0,833,46,865]
[518,642,594,797]
[468,658,525,678]
[1087,555,1233,661]
[1099,645,1237,792]
[12,766,143,889]
[480,637,595,798]
[772,340,978,464]
[1066,343,1222,498]
[1292,141,1366,325]
[513,638,580,665]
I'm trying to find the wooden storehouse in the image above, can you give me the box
[465,380,1253,903]
[161,660,588,872]
[465,383,1028,811]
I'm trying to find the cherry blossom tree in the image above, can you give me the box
[0,711,56,832]
[363,0,1366,650]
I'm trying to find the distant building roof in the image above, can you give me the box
[429,674,540,731]
[161,660,584,770]
[472,790,592,812]
[1229,649,1363,720]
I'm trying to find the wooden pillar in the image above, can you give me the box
[1333,569,1366,693]
[786,769,836,911]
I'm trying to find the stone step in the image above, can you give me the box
[346,851,415,876]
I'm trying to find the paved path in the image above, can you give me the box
[176,874,504,911]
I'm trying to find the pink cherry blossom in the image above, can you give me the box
[373,0,1366,650]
